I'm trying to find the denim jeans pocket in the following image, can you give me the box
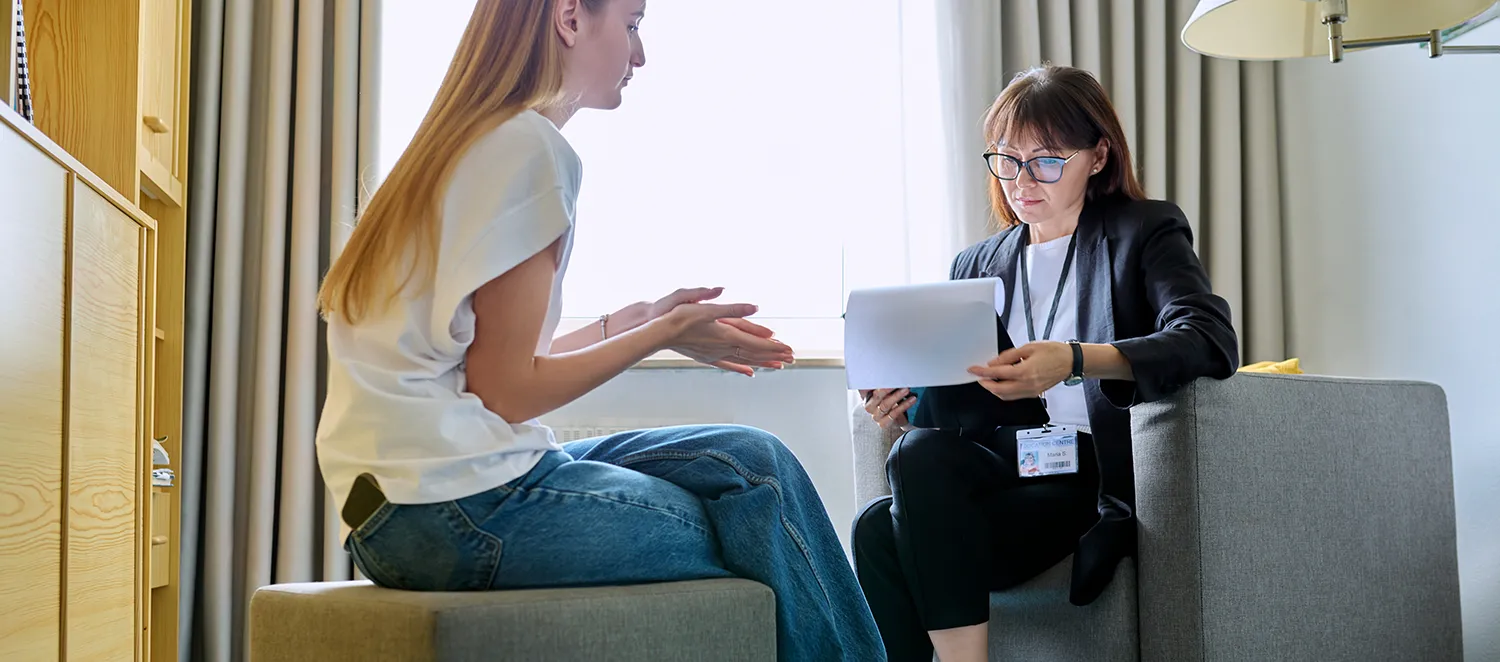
[349,500,503,591]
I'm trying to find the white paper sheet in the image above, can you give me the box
[843,278,1002,390]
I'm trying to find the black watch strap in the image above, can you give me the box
[1068,340,1085,382]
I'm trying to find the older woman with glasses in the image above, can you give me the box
[851,65,1240,662]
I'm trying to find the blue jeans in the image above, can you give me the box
[345,424,886,662]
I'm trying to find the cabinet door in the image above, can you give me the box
[67,183,142,662]
[139,0,184,194]
[0,113,69,662]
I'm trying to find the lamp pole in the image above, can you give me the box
[1319,0,1500,63]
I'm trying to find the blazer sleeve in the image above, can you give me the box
[1100,209,1239,407]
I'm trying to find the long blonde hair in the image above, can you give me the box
[319,0,601,323]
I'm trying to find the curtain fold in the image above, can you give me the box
[180,0,225,655]
[927,0,1287,361]
[182,0,363,659]
[323,0,362,582]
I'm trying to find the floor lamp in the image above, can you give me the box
[1182,0,1500,63]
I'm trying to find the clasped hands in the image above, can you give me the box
[622,287,795,377]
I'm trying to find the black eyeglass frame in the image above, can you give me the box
[981,150,1083,184]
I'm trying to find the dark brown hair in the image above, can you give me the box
[983,65,1146,229]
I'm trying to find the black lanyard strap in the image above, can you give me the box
[1018,230,1078,343]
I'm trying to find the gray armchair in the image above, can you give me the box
[850,372,1465,661]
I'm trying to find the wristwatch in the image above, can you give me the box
[1064,340,1085,387]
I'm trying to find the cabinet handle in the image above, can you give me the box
[151,535,169,546]
[143,116,171,134]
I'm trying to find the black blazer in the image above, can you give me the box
[945,193,1239,600]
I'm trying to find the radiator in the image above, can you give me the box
[550,425,639,444]
[549,421,714,444]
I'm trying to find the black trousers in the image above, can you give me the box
[853,427,1100,662]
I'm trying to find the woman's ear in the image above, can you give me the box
[1091,140,1109,175]
[555,0,581,48]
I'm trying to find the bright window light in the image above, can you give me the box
[378,0,914,354]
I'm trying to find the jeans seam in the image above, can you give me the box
[524,485,712,535]
[444,501,505,589]
[350,531,405,588]
[615,448,837,610]
[349,501,397,544]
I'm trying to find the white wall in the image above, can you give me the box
[1278,22,1500,661]
[541,367,862,554]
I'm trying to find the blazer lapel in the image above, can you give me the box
[980,227,1027,326]
[1075,199,1116,345]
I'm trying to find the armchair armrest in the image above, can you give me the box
[1131,373,1463,661]
[850,391,903,508]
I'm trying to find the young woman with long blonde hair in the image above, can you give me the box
[315,2,884,659]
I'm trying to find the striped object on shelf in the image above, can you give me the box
[13,0,31,120]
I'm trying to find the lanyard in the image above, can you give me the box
[1018,230,1078,343]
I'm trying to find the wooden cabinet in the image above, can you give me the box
[10,0,191,659]
[18,0,141,203]
[150,491,171,590]
[22,0,190,206]
[0,108,69,662]
[2,85,161,662]
[67,184,145,662]
[138,0,186,200]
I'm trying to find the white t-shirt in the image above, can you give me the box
[316,110,581,531]
[1005,234,1090,429]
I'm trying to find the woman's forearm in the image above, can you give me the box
[492,317,674,422]
[1083,343,1134,381]
[548,302,650,354]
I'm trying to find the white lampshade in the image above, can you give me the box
[1182,0,1500,60]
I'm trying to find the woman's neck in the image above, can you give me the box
[537,101,578,129]
[1026,214,1080,244]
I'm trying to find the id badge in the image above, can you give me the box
[1016,425,1080,478]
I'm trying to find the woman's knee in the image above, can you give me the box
[852,496,896,552]
[886,428,963,481]
[699,424,793,460]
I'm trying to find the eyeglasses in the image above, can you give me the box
[982,150,1082,184]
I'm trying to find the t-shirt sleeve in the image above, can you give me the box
[427,128,577,358]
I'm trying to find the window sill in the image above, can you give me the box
[632,350,845,370]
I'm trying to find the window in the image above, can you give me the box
[379,0,924,355]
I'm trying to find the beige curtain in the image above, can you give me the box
[930,0,1286,361]
[180,1,373,660]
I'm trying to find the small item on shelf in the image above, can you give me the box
[151,468,175,487]
[13,0,32,121]
[151,436,171,466]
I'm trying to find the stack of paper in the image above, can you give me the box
[843,278,1002,390]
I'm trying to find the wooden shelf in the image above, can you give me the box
[140,157,184,209]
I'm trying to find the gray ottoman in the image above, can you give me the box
[249,578,776,662]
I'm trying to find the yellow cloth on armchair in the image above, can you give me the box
[1238,358,1303,374]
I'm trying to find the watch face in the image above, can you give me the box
[1064,375,1084,387]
